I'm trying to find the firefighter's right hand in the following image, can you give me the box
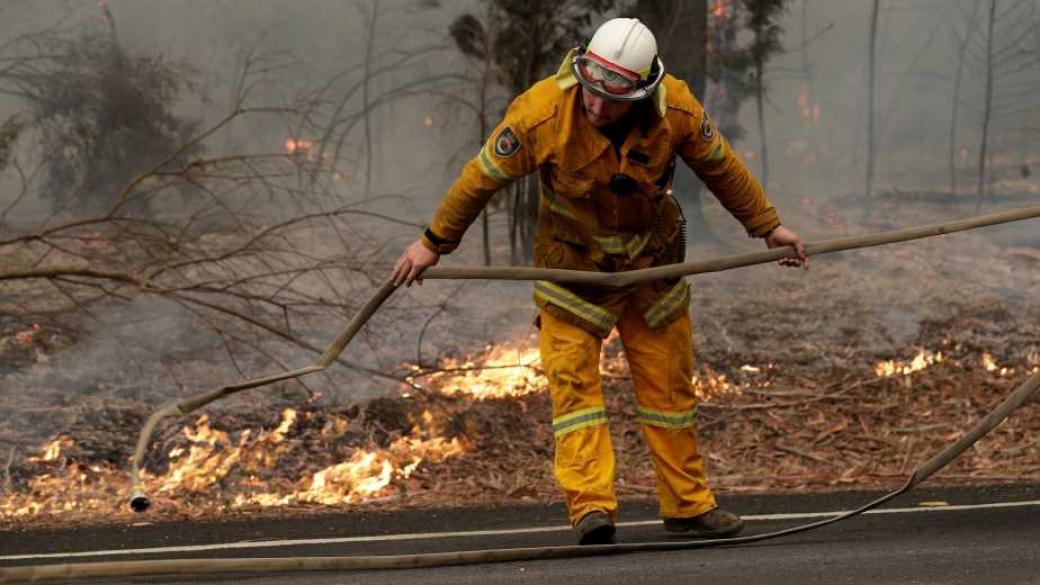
[391,239,440,287]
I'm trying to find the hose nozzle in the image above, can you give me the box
[129,492,151,513]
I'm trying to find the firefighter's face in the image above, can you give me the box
[581,87,633,127]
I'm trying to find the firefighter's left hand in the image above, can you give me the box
[765,225,809,269]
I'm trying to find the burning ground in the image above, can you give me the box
[1,199,1039,527]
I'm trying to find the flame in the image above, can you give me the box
[12,324,43,346]
[3,437,84,516]
[981,353,1015,377]
[290,436,465,506]
[693,368,743,400]
[420,338,544,399]
[9,334,1032,521]
[796,85,819,125]
[424,115,434,128]
[417,336,758,402]
[712,0,731,19]
[29,436,73,463]
[285,138,316,155]
[156,409,307,496]
[0,405,473,519]
[873,350,1023,379]
[874,349,944,378]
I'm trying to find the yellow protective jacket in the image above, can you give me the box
[422,51,780,337]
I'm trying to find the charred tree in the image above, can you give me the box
[797,0,824,166]
[949,0,983,196]
[307,3,459,208]
[702,1,790,229]
[951,0,1040,211]
[976,0,996,210]
[635,0,713,238]
[0,11,437,390]
[865,0,880,212]
[635,1,709,97]
[744,0,788,192]
[361,0,381,201]
[0,9,201,218]
[449,0,618,264]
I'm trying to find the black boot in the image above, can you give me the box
[575,510,617,545]
[662,507,744,537]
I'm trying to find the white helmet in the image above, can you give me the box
[571,18,665,101]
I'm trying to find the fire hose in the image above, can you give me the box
[2,205,1039,583]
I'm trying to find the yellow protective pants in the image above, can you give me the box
[540,305,717,526]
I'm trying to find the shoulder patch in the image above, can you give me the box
[661,75,696,115]
[493,126,521,158]
[700,116,716,141]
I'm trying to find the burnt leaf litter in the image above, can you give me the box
[1,198,1039,527]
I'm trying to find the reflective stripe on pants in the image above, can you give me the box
[534,281,618,337]
[540,305,716,526]
[619,305,716,519]
[541,309,617,524]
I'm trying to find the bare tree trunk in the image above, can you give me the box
[636,0,713,240]
[480,167,491,266]
[509,182,520,264]
[480,210,491,266]
[509,177,536,265]
[950,0,982,197]
[754,60,768,190]
[865,0,880,212]
[976,0,996,213]
[638,0,708,96]
[800,0,823,165]
[478,6,494,267]
[361,0,380,200]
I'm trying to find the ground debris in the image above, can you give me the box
[2,201,1039,527]
[1,318,1037,528]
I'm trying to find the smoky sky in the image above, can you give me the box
[3,0,1038,220]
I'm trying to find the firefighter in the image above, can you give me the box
[392,17,807,545]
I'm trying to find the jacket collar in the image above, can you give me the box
[555,85,611,174]
[554,51,671,175]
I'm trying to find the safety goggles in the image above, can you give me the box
[570,49,665,101]
[576,53,641,95]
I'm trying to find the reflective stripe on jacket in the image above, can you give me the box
[423,51,780,335]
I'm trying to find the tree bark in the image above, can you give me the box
[478,8,494,266]
[865,0,880,212]
[949,0,983,196]
[361,0,381,200]
[636,0,713,240]
[755,60,768,190]
[976,0,996,213]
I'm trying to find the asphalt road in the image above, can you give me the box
[2,484,1039,585]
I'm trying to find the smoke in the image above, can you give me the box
[1,0,1038,459]
[731,0,1040,210]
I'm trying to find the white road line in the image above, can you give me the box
[3,499,1039,562]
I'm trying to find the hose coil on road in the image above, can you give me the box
[3,206,1040,583]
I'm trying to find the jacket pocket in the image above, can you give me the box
[535,235,597,271]
[552,172,595,200]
